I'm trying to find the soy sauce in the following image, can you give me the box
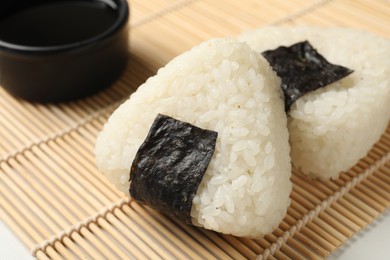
[0,1,118,47]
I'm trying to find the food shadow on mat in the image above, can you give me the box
[128,199,254,259]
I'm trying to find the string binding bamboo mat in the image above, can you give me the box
[0,0,389,259]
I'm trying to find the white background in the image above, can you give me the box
[0,209,389,259]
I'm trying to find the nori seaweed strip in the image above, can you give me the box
[130,114,218,224]
[262,41,353,111]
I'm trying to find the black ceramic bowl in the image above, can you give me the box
[0,0,129,103]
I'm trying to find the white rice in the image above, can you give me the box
[95,38,292,238]
[239,26,390,179]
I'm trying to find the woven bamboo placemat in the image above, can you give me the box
[1,0,389,259]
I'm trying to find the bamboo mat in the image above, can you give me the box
[1,0,389,259]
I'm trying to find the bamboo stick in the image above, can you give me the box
[96,217,147,258]
[48,135,123,198]
[41,141,121,203]
[135,204,207,259]
[35,250,51,260]
[8,156,83,223]
[70,232,98,258]
[0,170,62,234]
[0,204,34,249]
[23,149,99,216]
[45,246,63,260]
[261,232,299,260]
[0,189,45,243]
[105,211,163,259]
[53,241,75,259]
[87,221,130,259]
[79,226,118,259]
[62,236,88,258]
[121,204,189,259]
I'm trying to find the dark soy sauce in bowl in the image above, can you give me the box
[0,0,129,103]
[0,1,118,47]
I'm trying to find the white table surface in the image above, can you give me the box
[0,209,389,259]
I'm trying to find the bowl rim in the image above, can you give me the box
[0,0,129,54]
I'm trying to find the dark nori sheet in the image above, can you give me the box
[262,41,353,111]
[130,114,218,224]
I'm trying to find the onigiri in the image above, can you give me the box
[239,26,390,179]
[95,38,292,238]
